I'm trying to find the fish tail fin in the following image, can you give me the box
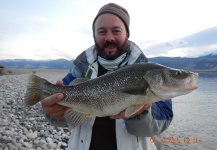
[24,74,50,107]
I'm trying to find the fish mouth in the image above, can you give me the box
[186,85,198,90]
[185,72,199,90]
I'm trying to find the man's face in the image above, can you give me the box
[93,13,128,60]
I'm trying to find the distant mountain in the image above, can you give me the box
[149,57,217,71]
[0,59,73,69]
[200,50,217,58]
[0,52,217,71]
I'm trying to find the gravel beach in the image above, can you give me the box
[0,68,70,150]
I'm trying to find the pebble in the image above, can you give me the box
[23,142,32,148]
[26,131,38,139]
[0,72,70,149]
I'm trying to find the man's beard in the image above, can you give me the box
[95,38,129,60]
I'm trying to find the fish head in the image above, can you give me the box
[144,67,199,100]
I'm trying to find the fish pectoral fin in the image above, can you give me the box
[64,109,92,128]
[121,87,146,95]
[125,105,146,118]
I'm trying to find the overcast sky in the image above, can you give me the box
[0,0,217,60]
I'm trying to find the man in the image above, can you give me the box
[41,3,173,150]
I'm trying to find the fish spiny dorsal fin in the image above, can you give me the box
[24,74,49,107]
[69,78,90,86]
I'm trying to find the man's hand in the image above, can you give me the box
[109,104,152,119]
[41,80,69,120]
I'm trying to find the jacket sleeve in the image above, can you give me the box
[124,100,173,137]
[45,114,68,127]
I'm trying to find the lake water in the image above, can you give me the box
[161,72,217,150]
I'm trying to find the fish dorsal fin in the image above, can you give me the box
[125,104,146,118]
[104,65,128,75]
[69,78,90,86]
[107,66,125,72]
[64,108,92,128]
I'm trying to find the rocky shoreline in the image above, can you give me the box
[0,69,69,150]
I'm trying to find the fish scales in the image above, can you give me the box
[58,65,147,114]
[24,62,199,127]
[59,65,146,106]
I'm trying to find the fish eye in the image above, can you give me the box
[176,71,182,76]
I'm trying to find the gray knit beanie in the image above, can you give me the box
[92,3,130,37]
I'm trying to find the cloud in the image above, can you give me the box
[0,7,51,41]
[1,0,217,60]
[0,48,25,60]
[144,44,217,58]
[76,25,93,37]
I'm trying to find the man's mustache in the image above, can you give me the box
[103,41,118,48]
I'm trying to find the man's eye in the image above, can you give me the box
[98,31,105,34]
[114,30,121,33]
[113,30,121,35]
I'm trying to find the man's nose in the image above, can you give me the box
[105,31,115,41]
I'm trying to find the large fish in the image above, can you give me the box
[24,62,199,127]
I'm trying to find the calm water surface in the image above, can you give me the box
[161,72,217,150]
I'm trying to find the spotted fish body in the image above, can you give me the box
[24,62,199,127]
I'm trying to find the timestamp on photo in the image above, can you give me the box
[150,136,199,144]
